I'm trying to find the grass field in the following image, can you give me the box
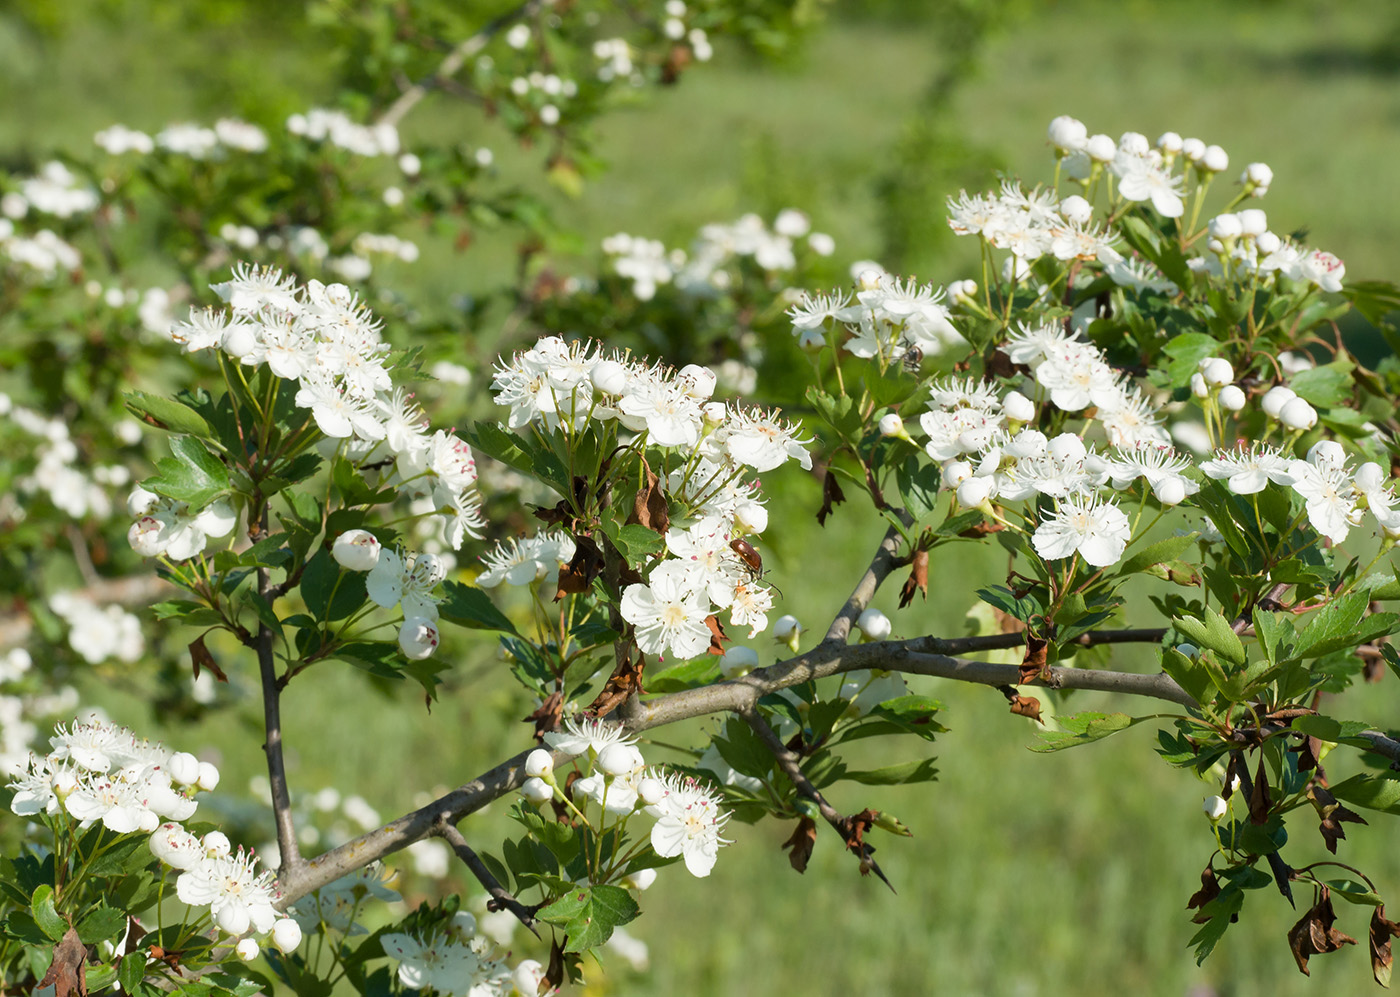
[8,0,1400,993]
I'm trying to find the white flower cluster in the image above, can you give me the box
[948,180,1119,266]
[287,108,400,157]
[288,861,400,936]
[528,717,732,878]
[49,592,144,665]
[12,161,100,218]
[382,914,542,997]
[8,719,215,833]
[158,264,485,551]
[660,0,713,61]
[477,531,576,588]
[602,210,833,301]
[787,270,965,360]
[1191,208,1346,293]
[5,392,128,519]
[127,487,237,561]
[0,221,81,276]
[330,532,448,659]
[505,69,578,127]
[593,37,635,81]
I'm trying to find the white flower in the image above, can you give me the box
[620,561,712,660]
[1032,494,1131,567]
[176,848,280,936]
[271,917,303,953]
[367,548,444,621]
[544,715,636,758]
[647,772,731,877]
[1204,795,1228,822]
[1200,445,1294,495]
[1288,455,1357,543]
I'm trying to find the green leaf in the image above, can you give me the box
[1173,607,1245,667]
[300,550,366,623]
[31,884,65,941]
[1326,879,1382,906]
[538,884,640,952]
[895,457,942,522]
[85,836,155,877]
[1117,535,1196,577]
[976,585,1044,625]
[1289,358,1354,407]
[1189,888,1245,965]
[840,757,939,785]
[1162,333,1222,388]
[1330,773,1400,815]
[646,658,721,693]
[145,435,231,508]
[119,951,146,992]
[805,385,862,438]
[712,717,774,780]
[604,522,666,562]
[1030,712,1142,752]
[1293,591,1370,659]
[1159,648,1214,709]
[1290,716,1378,750]
[439,581,519,635]
[125,390,213,436]
[2,910,50,944]
[77,905,128,945]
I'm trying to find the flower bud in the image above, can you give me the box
[1278,396,1318,431]
[1256,231,1281,255]
[947,279,978,304]
[678,364,717,400]
[126,485,159,517]
[197,761,221,792]
[732,500,768,535]
[128,516,167,557]
[1153,476,1187,507]
[202,830,232,857]
[1241,162,1272,194]
[525,748,554,779]
[219,904,253,936]
[590,359,629,396]
[1118,131,1149,156]
[856,607,892,642]
[797,329,825,353]
[167,751,200,786]
[272,918,303,953]
[513,959,546,997]
[1058,194,1092,226]
[1260,385,1296,418]
[638,777,666,807]
[1189,372,1209,399]
[222,322,259,359]
[1203,795,1228,822]
[702,402,727,427]
[856,269,884,292]
[1217,385,1246,412]
[941,460,972,490]
[149,823,201,869]
[624,867,658,891]
[1157,131,1183,154]
[956,475,994,509]
[1238,209,1268,237]
[1085,133,1116,163]
[772,614,802,652]
[720,645,759,679]
[1207,214,1242,241]
[1002,390,1036,423]
[236,937,259,961]
[878,413,906,438]
[1198,357,1234,387]
[1047,115,1088,153]
[398,618,440,660]
[332,529,381,571]
[1201,145,1229,173]
[520,777,554,804]
[808,232,835,256]
[596,742,639,778]
[571,775,599,801]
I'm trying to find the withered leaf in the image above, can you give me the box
[1187,865,1222,924]
[816,467,847,527]
[1370,905,1400,987]
[704,614,729,656]
[523,690,564,742]
[545,935,568,993]
[1019,633,1051,686]
[898,549,929,609]
[38,928,89,997]
[781,816,818,873]
[1222,754,1238,801]
[1007,694,1044,724]
[188,635,227,684]
[1297,735,1323,774]
[556,535,605,600]
[1249,756,1272,825]
[843,809,879,854]
[958,520,1006,538]
[585,652,645,717]
[1288,888,1356,977]
[626,460,670,536]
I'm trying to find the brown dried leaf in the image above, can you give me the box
[1297,735,1324,774]
[1249,756,1272,825]
[585,652,645,717]
[958,520,1006,538]
[816,467,847,527]
[556,535,605,600]
[523,690,564,742]
[1370,905,1400,987]
[1008,694,1043,724]
[898,549,929,609]
[1288,888,1356,977]
[992,609,1027,635]
[704,614,729,657]
[545,935,568,993]
[1186,865,1222,924]
[188,635,227,684]
[627,460,670,536]
[781,816,818,873]
[38,928,89,997]
[1018,633,1050,686]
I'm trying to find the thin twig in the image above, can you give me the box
[435,820,540,935]
[255,504,301,877]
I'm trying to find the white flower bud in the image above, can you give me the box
[167,751,200,786]
[235,937,259,961]
[272,918,303,953]
[856,269,884,292]
[1203,795,1228,822]
[52,769,78,798]
[137,810,160,832]
[219,904,252,936]
[1189,372,1209,399]
[590,359,629,395]
[1118,131,1149,156]
[1181,137,1206,162]
[702,401,726,427]
[221,322,258,359]
[525,749,554,779]
[202,830,232,857]
[1157,131,1183,154]
[398,153,421,176]
[624,867,658,891]
[1085,133,1116,163]
[149,823,201,870]
[1255,231,1281,255]
[126,485,159,517]
[797,329,825,353]
[332,529,381,571]
[1278,396,1318,431]
[941,460,972,489]
[732,500,768,534]
[1198,357,1234,387]
[956,476,994,509]
[572,775,600,801]
[520,777,554,804]
[947,279,978,304]
[1207,214,1242,240]
[1260,385,1296,418]
[878,413,905,437]
[1217,385,1246,412]
[513,959,546,997]
[1241,162,1272,191]
[128,516,167,557]
[638,778,666,807]
[596,742,637,778]
[1046,115,1088,152]
[677,364,717,400]
[856,607,892,641]
[1047,433,1087,464]
[773,615,802,652]
[1238,209,1268,237]
[1201,145,1229,173]
[197,761,221,792]
[1002,390,1036,423]
[398,618,440,660]
[720,645,759,678]
[808,232,835,256]
[1059,194,1092,225]
[1152,476,1187,507]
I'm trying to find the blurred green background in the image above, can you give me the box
[6,0,1400,993]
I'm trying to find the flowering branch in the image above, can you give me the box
[433,820,541,935]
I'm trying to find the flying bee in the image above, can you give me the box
[730,538,783,599]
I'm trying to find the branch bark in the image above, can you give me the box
[256,540,300,876]
[435,821,540,934]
